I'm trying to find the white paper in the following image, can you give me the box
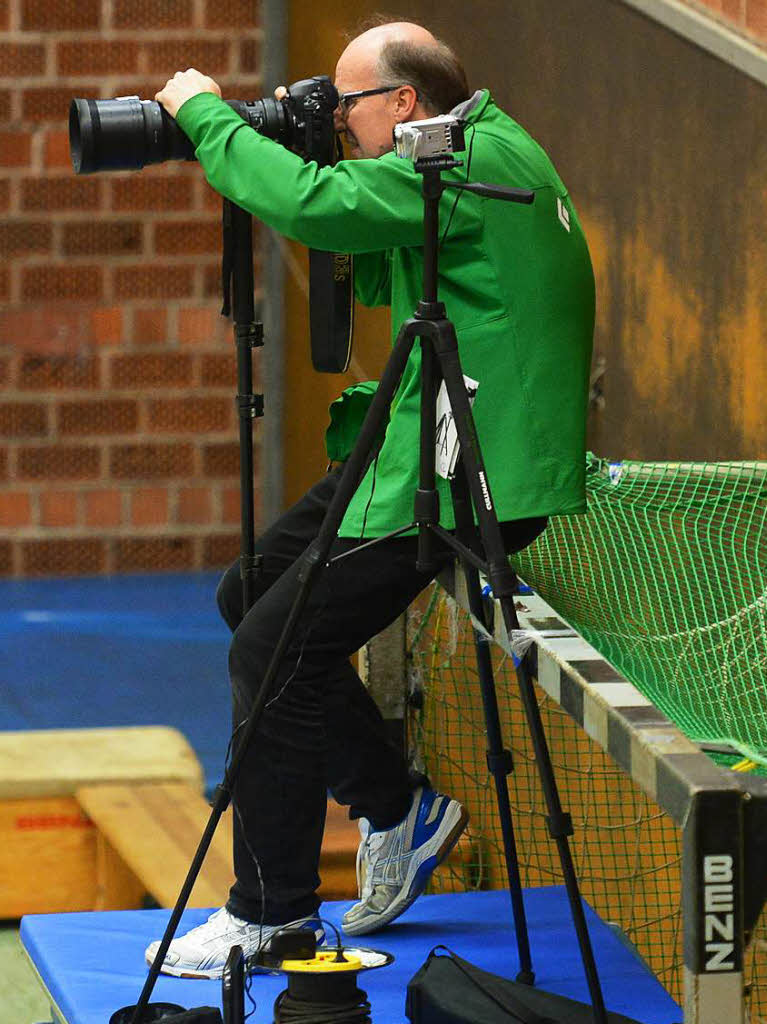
[435,375,479,479]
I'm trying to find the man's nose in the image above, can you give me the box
[333,107,345,133]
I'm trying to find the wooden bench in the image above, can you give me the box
[0,726,361,915]
[76,780,361,909]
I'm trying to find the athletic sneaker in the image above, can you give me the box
[342,787,468,936]
[144,907,324,979]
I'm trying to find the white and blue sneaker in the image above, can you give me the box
[341,787,468,936]
[144,907,324,979]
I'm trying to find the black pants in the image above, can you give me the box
[218,467,546,925]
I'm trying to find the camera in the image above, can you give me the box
[393,115,465,163]
[69,75,340,174]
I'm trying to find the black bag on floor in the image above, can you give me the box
[406,947,645,1024]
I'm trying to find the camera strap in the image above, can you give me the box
[309,249,354,372]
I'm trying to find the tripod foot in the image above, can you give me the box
[515,968,535,986]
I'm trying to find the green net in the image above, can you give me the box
[406,585,767,1018]
[512,454,767,769]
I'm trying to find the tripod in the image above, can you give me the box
[128,157,609,1024]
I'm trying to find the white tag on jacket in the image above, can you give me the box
[435,375,480,479]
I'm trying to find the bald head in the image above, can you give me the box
[334,21,468,158]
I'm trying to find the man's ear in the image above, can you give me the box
[393,84,418,122]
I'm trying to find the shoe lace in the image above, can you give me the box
[360,830,389,900]
[205,907,247,936]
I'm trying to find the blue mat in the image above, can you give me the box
[21,888,681,1024]
[0,573,231,792]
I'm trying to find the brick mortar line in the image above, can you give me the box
[0,29,264,43]
[8,525,241,536]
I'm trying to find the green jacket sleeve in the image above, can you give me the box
[175,93,462,254]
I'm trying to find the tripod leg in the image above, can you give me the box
[435,340,609,1024]
[449,463,535,984]
[129,321,421,1024]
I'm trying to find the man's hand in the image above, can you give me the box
[155,69,222,119]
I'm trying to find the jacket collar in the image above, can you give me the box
[450,89,491,124]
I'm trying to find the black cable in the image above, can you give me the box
[273,987,371,1024]
[439,124,477,251]
[357,450,380,542]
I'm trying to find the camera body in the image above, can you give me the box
[69,75,339,174]
[393,115,465,163]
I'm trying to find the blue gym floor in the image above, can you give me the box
[0,573,231,792]
[5,574,682,1023]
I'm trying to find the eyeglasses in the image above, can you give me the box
[337,85,399,115]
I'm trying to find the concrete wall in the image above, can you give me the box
[282,0,767,509]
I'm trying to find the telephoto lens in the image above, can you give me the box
[70,78,338,175]
[69,97,197,174]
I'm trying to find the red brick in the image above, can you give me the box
[57,41,139,76]
[200,353,237,388]
[22,265,103,302]
[205,0,259,27]
[62,221,143,257]
[0,446,7,481]
[0,133,32,168]
[58,399,138,436]
[40,491,79,527]
[143,40,231,75]
[0,403,47,437]
[0,180,9,212]
[0,43,46,76]
[202,532,240,567]
[17,445,101,480]
[0,492,32,528]
[148,396,231,433]
[202,441,241,477]
[111,177,193,212]
[177,306,225,345]
[22,538,106,577]
[21,0,100,29]
[90,308,123,346]
[723,0,745,21]
[132,308,167,345]
[240,39,261,74]
[0,92,10,122]
[0,221,52,257]
[22,177,101,212]
[18,355,99,390]
[110,353,193,389]
[0,540,12,575]
[23,87,100,123]
[43,131,71,169]
[114,0,193,29]
[110,443,194,479]
[0,267,8,302]
[114,265,194,300]
[84,489,122,528]
[154,220,220,255]
[0,1,8,30]
[203,263,222,297]
[0,310,83,352]
[177,486,212,524]
[221,486,240,524]
[746,0,767,36]
[130,487,168,526]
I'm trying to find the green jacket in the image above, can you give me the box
[176,89,595,537]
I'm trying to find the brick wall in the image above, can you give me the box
[686,0,767,44]
[0,0,263,577]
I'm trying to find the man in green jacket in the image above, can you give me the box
[146,20,594,978]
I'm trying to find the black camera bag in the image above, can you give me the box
[406,947,645,1024]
